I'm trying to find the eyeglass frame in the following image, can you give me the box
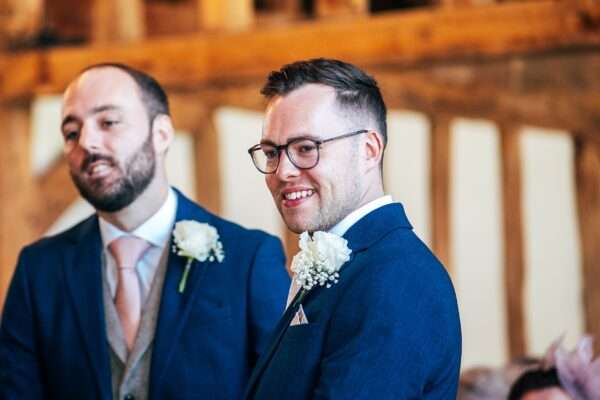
[247,129,369,174]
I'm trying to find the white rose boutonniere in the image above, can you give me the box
[172,220,224,293]
[291,231,351,294]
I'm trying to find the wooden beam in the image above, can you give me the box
[0,0,43,47]
[0,101,36,308]
[0,52,40,103]
[193,106,222,215]
[0,0,596,101]
[499,123,527,359]
[437,0,495,6]
[315,0,369,17]
[430,114,452,273]
[574,138,600,353]
[34,158,79,236]
[146,1,199,37]
[196,0,254,31]
[377,65,600,143]
[91,0,145,43]
[44,0,93,42]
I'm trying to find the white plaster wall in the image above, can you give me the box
[521,127,584,355]
[214,107,284,239]
[384,111,431,245]
[30,95,64,176]
[451,118,508,368]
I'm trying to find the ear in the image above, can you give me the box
[151,114,174,155]
[363,130,384,170]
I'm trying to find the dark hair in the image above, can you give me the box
[508,368,562,400]
[80,63,170,123]
[261,58,387,147]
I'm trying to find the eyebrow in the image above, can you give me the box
[260,133,322,146]
[61,104,122,131]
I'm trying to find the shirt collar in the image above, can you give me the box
[99,188,178,249]
[328,195,394,237]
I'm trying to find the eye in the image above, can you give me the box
[298,144,317,153]
[262,147,278,160]
[62,125,79,142]
[293,141,317,155]
[101,119,120,129]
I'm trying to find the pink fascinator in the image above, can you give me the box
[542,335,600,400]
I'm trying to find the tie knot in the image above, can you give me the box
[108,236,150,269]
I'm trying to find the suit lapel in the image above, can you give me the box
[149,192,214,392]
[62,216,112,399]
[246,203,413,398]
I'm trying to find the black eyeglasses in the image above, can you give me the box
[248,129,368,174]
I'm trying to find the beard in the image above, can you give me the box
[71,132,156,213]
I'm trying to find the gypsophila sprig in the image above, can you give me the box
[172,220,224,293]
[291,231,351,291]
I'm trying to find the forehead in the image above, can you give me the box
[263,84,345,140]
[62,67,144,117]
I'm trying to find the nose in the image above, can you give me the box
[78,123,102,152]
[275,150,300,181]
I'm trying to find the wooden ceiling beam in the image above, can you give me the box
[378,73,600,142]
[196,0,255,31]
[90,0,146,43]
[315,0,369,18]
[0,0,598,102]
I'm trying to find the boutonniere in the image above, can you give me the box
[291,231,351,300]
[172,220,224,293]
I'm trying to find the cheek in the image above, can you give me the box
[65,148,83,167]
[265,175,277,194]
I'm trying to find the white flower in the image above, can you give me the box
[172,220,224,293]
[291,231,351,291]
[172,220,224,263]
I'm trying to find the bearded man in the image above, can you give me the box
[0,64,290,400]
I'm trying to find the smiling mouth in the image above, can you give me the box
[85,161,114,179]
[283,189,314,201]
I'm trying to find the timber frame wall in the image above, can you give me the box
[0,0,599,358]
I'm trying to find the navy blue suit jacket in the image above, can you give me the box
[246,204,461,399]
[0,190,290,399]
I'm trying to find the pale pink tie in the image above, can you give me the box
[108,236,150,351]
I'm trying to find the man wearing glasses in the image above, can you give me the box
[245,58,461,399]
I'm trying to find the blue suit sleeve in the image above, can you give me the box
[312,259,461,399]
[0,249,46,400]
[247,234,290,361]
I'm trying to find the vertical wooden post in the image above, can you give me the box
[91,0,145,42]
[196,0,254,31]
[0,100,35,309]
[193,106,222,215]
[430,114,452,273]
[500,123,527,359]
[574,137,600,353]
[315,0,369,17]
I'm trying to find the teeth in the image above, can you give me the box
[91,164,110,175]
[284,189,314,201]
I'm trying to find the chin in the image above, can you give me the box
[280,216,306,234]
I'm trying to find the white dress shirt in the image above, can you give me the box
[99,188,177,305]
[286,194,394,309]
[328,195,394,237]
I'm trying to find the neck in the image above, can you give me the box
[98,175,169,232]
[355,182,385,211]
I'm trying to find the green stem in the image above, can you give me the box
[178,258,193,293]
